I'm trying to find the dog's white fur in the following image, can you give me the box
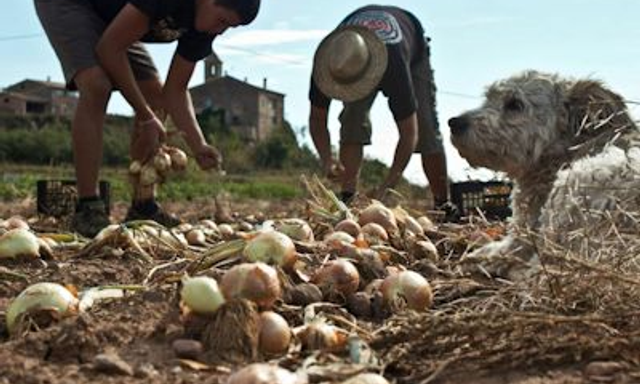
[449,71,640,277]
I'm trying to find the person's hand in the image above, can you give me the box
[131,115,167,162]
[193,143,223,172]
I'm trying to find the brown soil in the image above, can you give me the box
[0,198,635,384]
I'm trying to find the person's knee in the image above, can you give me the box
[74,67,113,105]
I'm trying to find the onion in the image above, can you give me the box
[6,282,78,335]
[275,218,314,242]
[218,223,235,238]
[200,219,218,231]
[129,160,142,175]
[0,228,41,259]
[334,219,361,238]
[243,230,297,268]
[139,164,160,186]
[153,151,172,174]
[324,231,355,250]
[361,223,388,244]
[412,240,439,262]
[403,215,424,236]
[358,202,398,233]
[3,216,30,230]
[258,311,291,355]
[341,373,390,384]
[226,363,307,384]
[221,263,281,309]
[312,259,360,299]
[381,270,433,311]
[181,276,226,315]
[296,321,349,352]
[167,147,188,171]
[186,228,207,246]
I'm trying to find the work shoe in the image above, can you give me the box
[71,200,111,238]
[125,201,181,228]
[434,201,461,223]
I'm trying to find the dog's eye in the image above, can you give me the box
[504,98,525,113]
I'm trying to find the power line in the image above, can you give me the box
[0,32,43,42]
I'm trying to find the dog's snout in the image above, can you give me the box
[448,116,469,136]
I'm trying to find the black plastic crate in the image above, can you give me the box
[36,180,110,217]
[450,180,513,220]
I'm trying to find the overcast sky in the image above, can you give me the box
[1,0,639,185]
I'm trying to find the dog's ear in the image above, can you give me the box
[563,80,633,143]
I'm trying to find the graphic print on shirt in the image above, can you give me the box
[147,17,188,42]
[343,10,403,44]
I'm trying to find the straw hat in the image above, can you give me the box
[312,25,388,102]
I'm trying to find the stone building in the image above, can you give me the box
[0,79,78,117]
[189,53,285,142]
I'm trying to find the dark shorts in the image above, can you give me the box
[34,0,158,90]
[339,36,444,155]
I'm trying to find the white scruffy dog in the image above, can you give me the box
[449,70,640,278]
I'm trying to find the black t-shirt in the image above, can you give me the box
[310,5,425,121]
[89,0,215,62]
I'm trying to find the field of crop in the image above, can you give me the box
[1,173,639,384]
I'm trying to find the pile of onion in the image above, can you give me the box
[380,270,433,311]
[6,282,78,335]
[221,263,282,309]
[129,145,188,188]
[243,230,297,268]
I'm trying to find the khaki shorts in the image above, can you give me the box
[34,0,158,90]
[339,37,444,155]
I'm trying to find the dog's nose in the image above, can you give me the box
[448,116,469,136]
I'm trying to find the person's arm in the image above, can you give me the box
[164,53,222,170]
[95,4,155,121]
[379,112,418,190]
[309,104,331,169]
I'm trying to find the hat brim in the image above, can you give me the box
[313,25,388,103]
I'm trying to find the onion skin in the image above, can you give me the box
[361,222,388,244]
[226,363,307,384]
[312,259,360,299]
[6,282,78,335]
[258,311,291,355]
[324,231,355,250]
[381,270,433,311]
[221,263,282,309]
[0,228,41,259]
[181,276,226,315]
[243,230,297,268]
[297,321,349,352]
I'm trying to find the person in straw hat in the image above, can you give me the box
[309,5,458,219]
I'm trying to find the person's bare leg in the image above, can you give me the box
[131,77,164,200]
[339,143,363,194]
[422,151,449,205]
[72,66,113,198]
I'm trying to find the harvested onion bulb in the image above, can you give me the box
[6,282,78,335]
[381,270,433,311]
[312,259,360,298]
[341,373,390,384]
[221,263,281,309]
[0,228,41,259]
[258,311,291,355]
[334,219,361,238]
[181,276,226,315]
[243,230,297,268]
[275,218,314,242]
[296,320,349,352]
[358,202,398,233]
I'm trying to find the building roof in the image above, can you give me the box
[0,91,48,103]
[190,75,285,98]
[6,78,68,91]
